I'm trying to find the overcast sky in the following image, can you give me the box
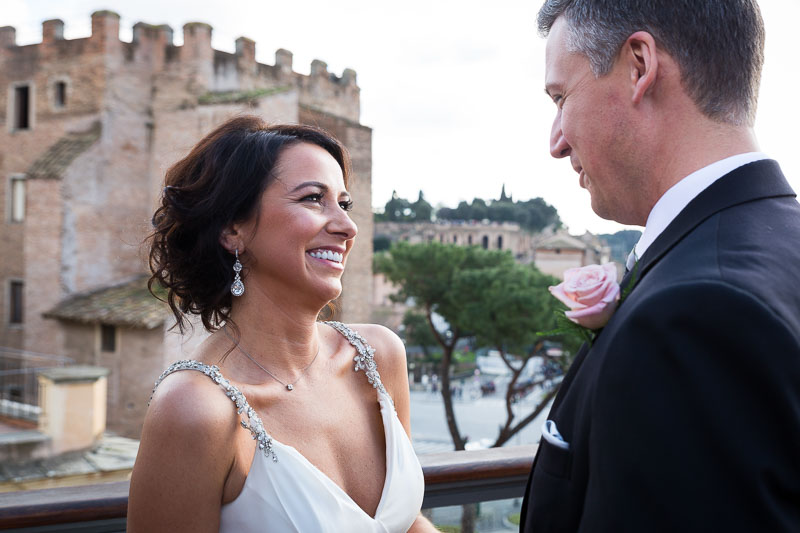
[8,0,799,234]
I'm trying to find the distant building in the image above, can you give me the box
[372,221,614,332]
[532,230,612,279]
[0,11,373,438]
[375,220,535,262]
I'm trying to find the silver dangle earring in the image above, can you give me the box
[231,249,245,297]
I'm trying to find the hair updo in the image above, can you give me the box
[148,115,351,333]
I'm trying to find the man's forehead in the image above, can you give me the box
[544,18,571,93]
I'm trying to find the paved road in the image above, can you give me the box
[410,388,551,453]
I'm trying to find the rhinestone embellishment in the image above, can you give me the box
[150,360,278,462]
[325,321,391,403]
[147,324,390,468]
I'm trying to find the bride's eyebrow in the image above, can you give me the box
[290,181,327,193]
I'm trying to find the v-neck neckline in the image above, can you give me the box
[266,390,395,521]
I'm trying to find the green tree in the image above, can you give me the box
[401,310,438,358]
[452,264,565,445]
[382,190,412,221]
[374,242,567,450]
[411,191,433,222]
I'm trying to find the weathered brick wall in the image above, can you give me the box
[23,178,64,354]
[106,326,164,438]
[61,321,164,438]
[1,12,372,441]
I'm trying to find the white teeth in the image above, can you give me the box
[309,250,343,263]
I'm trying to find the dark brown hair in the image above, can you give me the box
[148,115,351,333]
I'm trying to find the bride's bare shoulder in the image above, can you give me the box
[144,364,241,447]
[339,323,408,384]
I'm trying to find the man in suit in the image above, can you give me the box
[520,1,800,531]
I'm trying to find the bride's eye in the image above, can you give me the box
[301,193,324,203]
[339,200,354,211]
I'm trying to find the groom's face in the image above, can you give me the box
[544,17,642,224]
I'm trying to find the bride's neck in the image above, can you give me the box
[226,291,324,368]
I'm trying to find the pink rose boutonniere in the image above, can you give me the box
[540,261,637,346]
[550,263,620,331]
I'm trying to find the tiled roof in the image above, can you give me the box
[0,434,138,487]
[26,122,102,180]
[44,275,167,329]
[536,232,589,251]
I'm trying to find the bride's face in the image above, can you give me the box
[240,142,357,305]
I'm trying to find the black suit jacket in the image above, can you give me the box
[520,160,800,532]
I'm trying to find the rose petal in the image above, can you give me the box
[566,298,619,330]
[602,262,618,282]
[549,284,585,310]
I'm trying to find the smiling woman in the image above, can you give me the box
[130,116,435,532]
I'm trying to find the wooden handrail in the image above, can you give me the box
[0,445,538,531]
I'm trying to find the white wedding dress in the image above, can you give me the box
[151,321,425,533]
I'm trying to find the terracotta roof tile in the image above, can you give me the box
[44,275,166,329]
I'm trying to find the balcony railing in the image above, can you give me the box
[0,348,73,422]
[0,445,536,532]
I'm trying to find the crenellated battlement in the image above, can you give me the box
[0,11,360,121]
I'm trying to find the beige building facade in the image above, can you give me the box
[0,12,373,438]
[375,220,535,262]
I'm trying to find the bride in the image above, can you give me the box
[128,116,435,532]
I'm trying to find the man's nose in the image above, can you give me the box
[550,115,571,159]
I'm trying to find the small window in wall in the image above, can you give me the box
[13,85,31,130]
[54,81,67,108]
[482,236,489,249]
[9,281,23,324]
[497,235,503,249]
[453,235,458,244]
[468,235,473,245]
[10,176,25,222]
[101,324,117,352]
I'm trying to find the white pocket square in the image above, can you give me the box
[542,420,570,450]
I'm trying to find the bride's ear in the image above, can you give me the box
[219,225,243,255]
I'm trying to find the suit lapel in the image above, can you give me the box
[551,161,793,412]
[625,160,794,293]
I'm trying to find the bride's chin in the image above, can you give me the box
[308,281,342,307]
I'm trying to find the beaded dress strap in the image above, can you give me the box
[324,321,390,403]
[149,360,277,462]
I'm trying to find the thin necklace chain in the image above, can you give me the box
[223,326,320,392]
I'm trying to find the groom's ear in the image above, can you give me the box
[624,31,659,105]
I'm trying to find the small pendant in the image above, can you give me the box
[286,384,294,391]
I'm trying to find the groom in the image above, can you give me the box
[520,1,800,531]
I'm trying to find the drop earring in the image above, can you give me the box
[231,249,245,297]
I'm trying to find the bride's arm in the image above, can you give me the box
[127,372,237,532]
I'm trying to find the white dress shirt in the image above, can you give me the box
[626,152,769,270]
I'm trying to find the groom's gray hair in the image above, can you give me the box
[537,0,765,127]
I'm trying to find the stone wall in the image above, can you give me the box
[1,11,371,350]
[60,321,164,438]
